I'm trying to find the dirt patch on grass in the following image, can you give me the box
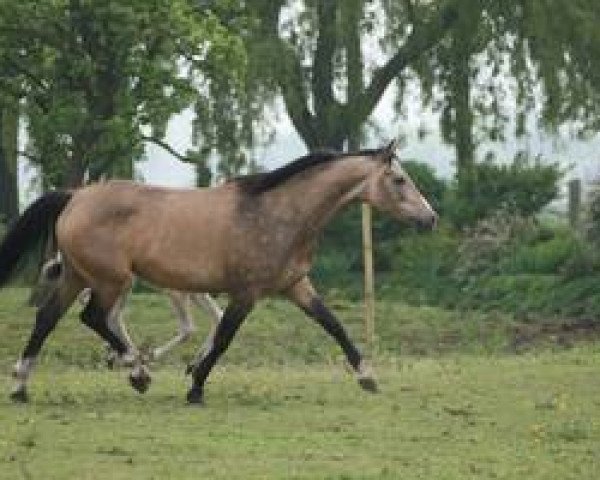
[510,317,600,352]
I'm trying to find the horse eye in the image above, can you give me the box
[393,176,406,186]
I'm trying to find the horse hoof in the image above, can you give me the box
[358,377,379,393]
[129,369,152,394]
[9,387,29,403]
[186,387,204,405]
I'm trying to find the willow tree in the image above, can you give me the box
[228,0,600,190]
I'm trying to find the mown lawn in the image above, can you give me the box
[0,288,599,479]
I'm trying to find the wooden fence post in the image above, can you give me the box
[361,202,375,355]
[568,178,581,227]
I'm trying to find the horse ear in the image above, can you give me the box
[383,139,398,163]
[386,139,399,152]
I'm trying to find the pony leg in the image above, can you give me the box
[104,291,139,367]
[151,291,197,361]
[10,276,81,402]
[182,293,224,367]
[287,276,378,393]
[191,293,223,325]
[186,299,254,405]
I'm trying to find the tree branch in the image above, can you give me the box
[141,135,194,163]
[277,44,320,149]
[356,2,458,126]
[312,1,338,123]
[255,1,319,149]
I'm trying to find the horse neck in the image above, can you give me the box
[264,156,376,237]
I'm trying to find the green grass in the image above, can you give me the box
[1,288,600,479]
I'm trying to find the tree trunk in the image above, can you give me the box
[0,104,19,222]
[451,5,476,191]
[453,46,474,189]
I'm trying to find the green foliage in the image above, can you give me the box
[0,0,246,187]
[445,154,562,227]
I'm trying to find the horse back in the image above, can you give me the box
[55,181,236,291]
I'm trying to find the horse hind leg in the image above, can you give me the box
[191,293,223,326]
[104,290,139,369]
[80,285,151,394]
[10,273,81,402]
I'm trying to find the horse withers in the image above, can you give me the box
[0,141,436,404]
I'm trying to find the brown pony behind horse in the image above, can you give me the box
[0,141,436,404]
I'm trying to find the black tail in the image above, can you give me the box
[0,191,72,287]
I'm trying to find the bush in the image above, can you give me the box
[445,153,562,227]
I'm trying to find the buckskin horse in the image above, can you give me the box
[0,141,436,404]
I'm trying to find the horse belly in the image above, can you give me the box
[132,252,226,293]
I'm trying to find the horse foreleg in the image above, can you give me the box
[186,298,253,405]
[287,276,378,393]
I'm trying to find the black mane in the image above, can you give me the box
[236,147,385,195]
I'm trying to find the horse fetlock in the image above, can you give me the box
[9,384,29,403]
[121,351,138,367]
[106,351,138,368]
[12,358,34,381]
[355,360,379,393]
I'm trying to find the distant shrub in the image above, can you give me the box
[445,154,562,227]
[452,209,537,280]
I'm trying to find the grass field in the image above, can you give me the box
[1,288,600,479]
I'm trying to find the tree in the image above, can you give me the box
[232,0,600,190]
[242,0,457,152]
[0,100,18,222]
[0,0,246,188]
